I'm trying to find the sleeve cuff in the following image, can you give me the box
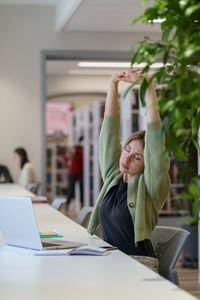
[146,120,162,132]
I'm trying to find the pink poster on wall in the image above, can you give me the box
[46,102,73,135]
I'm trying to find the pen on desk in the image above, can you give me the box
[106,247,118,251]
[100,246,118,251]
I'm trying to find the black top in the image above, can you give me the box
[98,179,156,257]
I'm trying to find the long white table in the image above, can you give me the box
[0,183,35,197]
[0,203,197,300]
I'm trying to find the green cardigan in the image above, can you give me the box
[87,114,170,244]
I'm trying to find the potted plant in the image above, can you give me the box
[128,0,200,267]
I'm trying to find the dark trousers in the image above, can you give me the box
[66,173,83,205]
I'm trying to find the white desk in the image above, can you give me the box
[0,204,197,300]
[0,183,35,197]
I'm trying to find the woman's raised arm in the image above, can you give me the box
[145,79,160,123]
[120,69,161,123]
[105,71,129,116]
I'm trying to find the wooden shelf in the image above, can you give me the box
[57,183,68,188]
[131,109,139,114]
[56,170,68,175]
[171,183,186,188]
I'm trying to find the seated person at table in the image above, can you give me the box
[0,165,13,183]
[14,147,37,189]
[87,69,170,272]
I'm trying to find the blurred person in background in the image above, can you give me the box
[14,147,37,189]
[63,136,83,208]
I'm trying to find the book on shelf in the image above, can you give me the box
[31,196,48,203]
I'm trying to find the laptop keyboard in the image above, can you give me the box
[42,241,60,247]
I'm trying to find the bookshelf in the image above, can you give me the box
[46,142,68,202]
[68,101,105,208]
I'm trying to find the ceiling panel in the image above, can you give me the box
[0,0,58,5]
[46,60,131,75]
[64,0,160,33]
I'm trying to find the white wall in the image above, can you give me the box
[46,75,110,96]
[0,5,160,185]
[47,74,132,96]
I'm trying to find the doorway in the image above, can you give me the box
[41,50,131,209]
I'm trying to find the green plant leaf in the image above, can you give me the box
[139,79,148,107]
[172,193,192,200]
[163,50,169,65]
[179,0,190,9]
[131,51,139,65]
[143,7,158,23]
[191,113,200,135]
[181,216,198,225]
[173,147,188,161]
[161,100,174,113]
[162,26,173,43]
[192,200,200,218]
[185,46,200,57]
[128,0,200,221]
[192,139,200,151]
[185,4,200,16]
[176,128,190,137]
[141,0,149,4]
[123,83,135,99]
[123,78,142,99]
[132,15,143,26]
[188,176,200,197]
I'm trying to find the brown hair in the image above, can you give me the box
[123,130,146,150]
[14,147,29,169]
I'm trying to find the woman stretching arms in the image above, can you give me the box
[88,69,170,271]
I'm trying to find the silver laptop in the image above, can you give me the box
[0,196,85,250]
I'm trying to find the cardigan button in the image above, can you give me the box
[129,202,135,208]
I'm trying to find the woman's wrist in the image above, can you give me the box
[110,76,119,85]
[110,80,119,91]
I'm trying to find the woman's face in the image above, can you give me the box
[119,139,144,176]
[14,153,21,167]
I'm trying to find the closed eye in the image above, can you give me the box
[125,147,130,153]
[134,153,143,160]
[134,155,141,161]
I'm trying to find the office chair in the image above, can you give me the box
[151,226,190,286]
[75,206,93,228]
[0,165,13,183]
[51,198,66,210]
[27,182,41,195]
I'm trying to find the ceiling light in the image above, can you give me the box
[68,70,114,75]
[77,62,165,69]
[148,18,166,23]
[78,62,131,68]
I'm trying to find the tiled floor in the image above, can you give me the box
[176,263,200,299]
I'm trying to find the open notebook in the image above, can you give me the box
[34,246,111,256]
